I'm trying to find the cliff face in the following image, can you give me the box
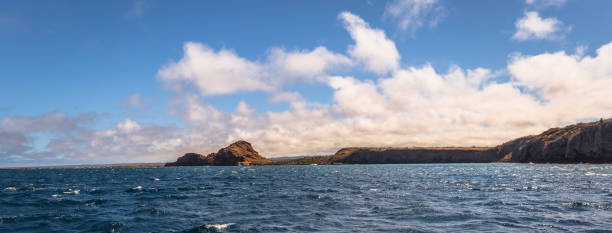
[496,119,612,163]
[332,118,612,164]
[331,147,499,164]
[165,141,269,166]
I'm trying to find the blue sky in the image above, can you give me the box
[1,0,612,166]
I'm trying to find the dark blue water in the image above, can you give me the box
[1,164,611,232]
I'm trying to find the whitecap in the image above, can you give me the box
[51,194,60,198]
[369,188,378,191]
[63,189,80,195]
[152,177,160,181]
[4,187,16,191]
[585,172,611,177]
[205,223,234,231]
[132,186,143,191]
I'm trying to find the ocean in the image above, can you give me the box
[1,164,611,232]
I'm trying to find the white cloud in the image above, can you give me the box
[117,119,142,133]
[268,46,352,78]
[158,43,352,96]
[508,41,612,120]
[525,0,567,8]
[384,0,445,32]
[4,13,612,166]
[328,76,390,116]
[512,11,568,41]
[158,42,271,96]
[339,12,400,74]
[170,93,226,128]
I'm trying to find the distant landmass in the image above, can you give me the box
[166,118,612,166]
[165,140,270,166]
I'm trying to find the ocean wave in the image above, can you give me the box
[63,189,80,195]
[205,223,234,231]
[585,172,611,176]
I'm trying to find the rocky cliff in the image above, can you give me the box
[495,118,612,163]
[331,147,499,164]
[165,140,269,166]
[331,118,612,164]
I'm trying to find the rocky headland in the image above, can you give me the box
[165,140,269,166]
[166,118,612,166]
[332,118,612,164]
[494,118,612,163]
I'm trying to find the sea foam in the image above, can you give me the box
[205,223,234,231]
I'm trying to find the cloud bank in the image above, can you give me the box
[2,12,612,166]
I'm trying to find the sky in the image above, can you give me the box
[1,0,612,167]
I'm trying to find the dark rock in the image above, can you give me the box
[331,118,612,164]
[166,153,211,166]
[495,118,612,163]
[330,147,500,164]
[165,140,269,166]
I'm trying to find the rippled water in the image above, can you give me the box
[1,164,611,232]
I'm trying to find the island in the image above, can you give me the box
[165,118,612,166]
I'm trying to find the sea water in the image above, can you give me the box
[0,164,611,232]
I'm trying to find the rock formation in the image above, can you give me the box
[165,140,269,166]
[167,119,612,166]
[331,118,612,164]
[331,147,499,164]
[495,118,612,163]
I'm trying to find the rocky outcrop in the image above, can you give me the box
[165,141,269,166]
[331,147,500,164]
[331,118,612,164]
[495,118,612,163]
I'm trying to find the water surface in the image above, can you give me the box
[1,164,611,232]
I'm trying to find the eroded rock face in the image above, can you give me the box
[330,147,500,164]
[496,119,612,163]
[165,140,269,166]
[332,118,612,164]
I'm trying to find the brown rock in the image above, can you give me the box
[165,140,269,166]
[330,147,499,164]
[331,118,612,164]
[496,118,612,163]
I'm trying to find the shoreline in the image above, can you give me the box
[1,163,165,170]
[3,160,609,170]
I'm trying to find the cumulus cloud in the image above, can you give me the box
[512,11,568,41]
[384,0,445,32]
[222,40,612,156]
[158,43,351,96]
[339,12,400,74]
[268,46,352,79]
[158,42,271,96]
[508,42,612,120]
[4,12,612,166]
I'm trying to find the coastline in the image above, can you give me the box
[1,163,165,170]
